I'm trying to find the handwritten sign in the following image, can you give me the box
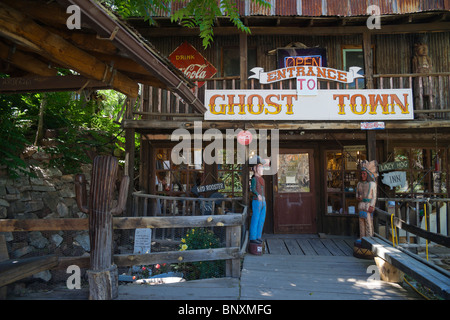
[382,171,406,190]
[379,161,409,173]
[134,228,152,254]
[193,182,225,193]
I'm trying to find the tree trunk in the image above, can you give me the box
[34,93,46,146]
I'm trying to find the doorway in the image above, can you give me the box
[274,149,316,233]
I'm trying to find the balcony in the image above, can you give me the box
[126,72,450,124]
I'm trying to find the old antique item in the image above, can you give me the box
[353,160,377,259]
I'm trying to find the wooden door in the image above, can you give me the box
[274,149,316,234]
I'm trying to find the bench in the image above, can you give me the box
[0,235,58,297]
[362,236,450,300]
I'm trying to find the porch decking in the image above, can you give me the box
[262,234,355,256]
[9,235,421,300]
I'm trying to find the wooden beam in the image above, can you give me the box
[49,28,120,56]
[0,3,139,98]
[138,22,450,37]
[123,119,450,131]
[0,75,112,94]
[0,41,57,77]
[0,214,244,232]
[56,247,242,270]
[240,33,248,89]
[114,247,241,267]
[113,214,244,230]
[363,32,377,161]
[2,0,72,28]
[0,255,59,287]
[0,218,88,232]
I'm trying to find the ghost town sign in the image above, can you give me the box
[204,66,414,121]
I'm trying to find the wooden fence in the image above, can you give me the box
[0,206,248,279]
[132,191,244,241]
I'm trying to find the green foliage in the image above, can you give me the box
[0,94,33,179]
[0,86,135,176]
[177,228,225,280]
[0,92,40,179]
[101,0,271,48]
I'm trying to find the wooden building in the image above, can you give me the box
[123,1,450,237]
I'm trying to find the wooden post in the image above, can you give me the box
[240,33,248,90]
[363,32,376,161]
[75,155,129,300]
[226,225,241,278]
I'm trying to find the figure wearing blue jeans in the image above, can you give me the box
[250,163,266,244]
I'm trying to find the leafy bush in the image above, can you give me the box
[177,228,225,280]
[0,94,34,179]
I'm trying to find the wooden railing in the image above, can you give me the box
[375,197,450,249]
[133,72,450,121]
[374,73,450,119]
[0,209,248,278]
[132,191,244,241]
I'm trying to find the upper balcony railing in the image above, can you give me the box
[131,72,450,121]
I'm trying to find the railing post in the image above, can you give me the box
[226,225,241,278]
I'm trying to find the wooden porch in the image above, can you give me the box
[9,235,421,300]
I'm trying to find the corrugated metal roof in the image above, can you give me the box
[153,0,449,18]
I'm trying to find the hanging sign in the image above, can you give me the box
[204,65,414,121]
[382,171,407,190]
[169,41,217,88]
[204,89,413,121]
[249,66,363,84]
[277,47,328,68]
[378,161,409,173]
[193,182,225,193]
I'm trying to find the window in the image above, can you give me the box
[393,147,447,196]
[342,45,373,89]
[277,153,310,193]
[155,148,204,195]
[221,47,257,77]
[217,149,243,197]
[325,146,367,215]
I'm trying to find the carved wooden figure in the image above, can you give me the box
[75,155,129,300]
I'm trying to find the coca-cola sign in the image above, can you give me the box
[169,42,217,88]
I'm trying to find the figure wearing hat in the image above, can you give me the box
[249,156,267,245]
[356,160,378,238]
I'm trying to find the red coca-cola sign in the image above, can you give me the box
[169,42,217,88]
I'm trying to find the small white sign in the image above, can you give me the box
[297,76,318,95]
[361,122,385,130]
[134,228,152,254]
[382,171,407,190]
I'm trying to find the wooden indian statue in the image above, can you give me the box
[356,160,378,238]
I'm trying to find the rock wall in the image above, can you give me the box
[0,156,93,286]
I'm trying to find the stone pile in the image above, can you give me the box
[0,154,92,285]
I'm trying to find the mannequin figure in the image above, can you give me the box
[249,163,266,245]
[356,160,378,238]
